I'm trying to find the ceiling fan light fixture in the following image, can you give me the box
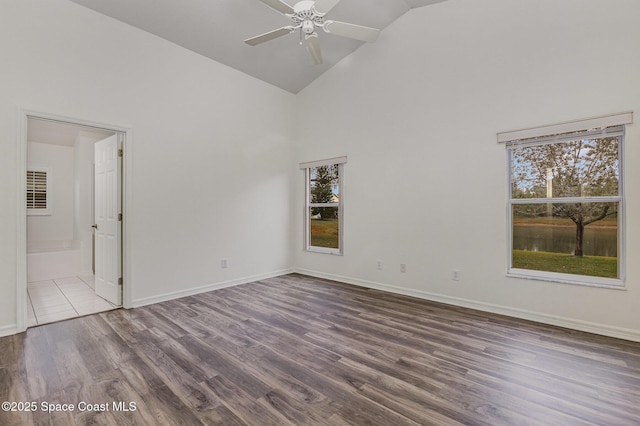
[302,20,315,35]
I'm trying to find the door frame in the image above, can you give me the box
[16,109,133,332]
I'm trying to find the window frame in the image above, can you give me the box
[301,157,346,255]
[501,114,631,289]
[26,165,52,216]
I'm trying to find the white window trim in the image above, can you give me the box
[497,111,633,143]
[299,156,347,170]
[502,115,631,288]
[301,157,346,255]
[506,269,625,290]
[26,165,52,216]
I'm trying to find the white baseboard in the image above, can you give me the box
[293,268,640,343]
[131,269,294,308]
[0,324,18,338]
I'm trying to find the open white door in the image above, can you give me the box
[94,134,122,306]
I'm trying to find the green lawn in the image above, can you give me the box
[512,250,617,278]
[310,219,339,249]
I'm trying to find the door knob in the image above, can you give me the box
[92,224,98,230]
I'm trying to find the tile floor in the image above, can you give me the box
[27,275,117,327]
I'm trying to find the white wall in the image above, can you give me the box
[294,0,640,340]
[0,0,295,334]
[26,142,75,244]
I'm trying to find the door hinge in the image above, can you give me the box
[118,213,123,221]
[118,148,123,157]
[118,277,123,285]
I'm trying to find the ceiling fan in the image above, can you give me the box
[244,0,380,65]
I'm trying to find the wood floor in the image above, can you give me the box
[1,274,640,425]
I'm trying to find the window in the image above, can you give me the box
[501,113,632,287]
[301,157,346,254]
[26,166,51,215]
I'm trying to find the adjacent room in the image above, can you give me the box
[1,0,639,424]
[25,118,120,326]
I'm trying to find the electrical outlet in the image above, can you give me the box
[452,270,460,281]
[221,259,228,269]
[377,260,383,270]
[400,263,406,273]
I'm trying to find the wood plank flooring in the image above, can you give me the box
[1,273,640,425]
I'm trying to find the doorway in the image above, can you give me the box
[20,113,128,328]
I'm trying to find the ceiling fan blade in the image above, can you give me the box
[313,0,341,14]
[244,27,295,46]
[257,0,295,15]
[304,33,323,65]
[323,20,380,42]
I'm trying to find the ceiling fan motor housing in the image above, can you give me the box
[292,1,325,35]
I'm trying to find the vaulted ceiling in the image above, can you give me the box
[69,0,447,93]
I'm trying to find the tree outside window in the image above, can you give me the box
[309,164,339,249]
[508,128,622,281]
[302,158,345,254]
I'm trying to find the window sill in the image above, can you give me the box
[306,247,343,256]
[507,268,625,290]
